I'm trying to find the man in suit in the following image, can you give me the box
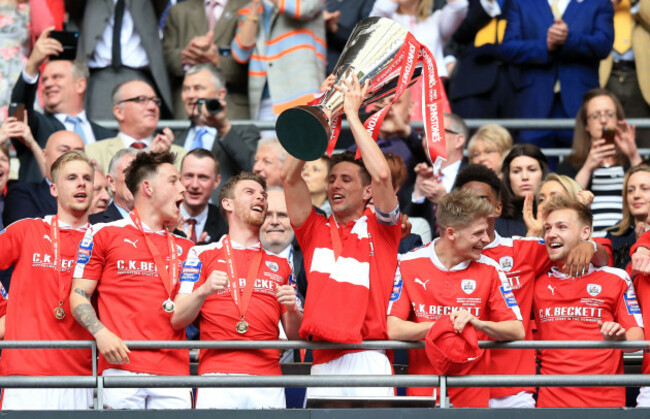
[599,0,650,146]
[84,79,186,174]
[11,28,114,183]
[499,0,614,148]
[253,138,286,188]
[404,113,468,236]
[88,148,139,224]
[78,0,174,119]
[178,149,228,245]
[162,0,250,119]
[448,0,516,120]
[173,64,259,201]
[3,131,85,227]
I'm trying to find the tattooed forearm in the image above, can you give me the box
[74,288,92,301]
[72,303,106,336]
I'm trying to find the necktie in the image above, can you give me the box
[130,141,147,150]
[432,172,444,238]
[112,0,126,70]
[550,0,562,19]
[65,116,88,144]
[206,0,218,32]
[192,128,207,150]
[613,0,633,55]
[187,218,197,243]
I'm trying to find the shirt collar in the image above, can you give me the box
[550,264,595,280]
[429,238,471,271]
[180,204,209,226]
[44,214,89,232]
[441,159,462,178]
[54,110,88,125]
[119,132,152,148]
[229,237,261,250]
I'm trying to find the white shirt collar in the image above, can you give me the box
[550,264,595,280]
[428,238,471,271]
[229,237,262,250]
[119,132,152,148]
[180,204,209,226]
[54,110,88,125]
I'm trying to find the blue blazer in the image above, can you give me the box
[499,0,613,118]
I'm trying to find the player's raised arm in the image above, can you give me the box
[70,277,130,364]
[280,155,312,229]
[340,74,397,215]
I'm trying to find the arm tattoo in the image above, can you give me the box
[72,303,106,336]
[74,288,92,301]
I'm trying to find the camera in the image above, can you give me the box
[197,98,223,114]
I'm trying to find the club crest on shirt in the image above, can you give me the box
[265,261,279,272]
[176,244,183,256]
[499,256,514,272]
[586,284,602,297]
[461,279,476,295]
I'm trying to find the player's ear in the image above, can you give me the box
[221,197,233,213]
[142,180,154,197]
[444,226,454,241]
[50,182,58,199]
[580,226,591,241]
[494,202,503,218]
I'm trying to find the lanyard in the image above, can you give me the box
[328,216,343,261]
[130,209,178,300]
[50,216,66,319]
[223,235,263,320]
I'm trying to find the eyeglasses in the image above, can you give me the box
[587,111,616,121]
[118,96,162,107]
[445,128,459,135]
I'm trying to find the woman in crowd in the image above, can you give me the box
[523,173,594,238]
[301,156,331,216]
[497,144,549,237]
[605,165,650,268]
[467,123,512,178]
[557,89,642,236]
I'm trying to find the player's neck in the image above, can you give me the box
[183,201,207,218]
[134,203,165,231]
[435,239,467,270]
[228,222,261,248]
[57,209,88,229]
[333,209,363,227]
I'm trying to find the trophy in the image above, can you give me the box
[275,17,426,162]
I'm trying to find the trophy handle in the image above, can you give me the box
[276,105,331,161]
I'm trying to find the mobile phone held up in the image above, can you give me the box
[49,31,79,61]
[8,102,24,121]
[602,127,616,146]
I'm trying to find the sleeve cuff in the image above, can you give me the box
[22,69,38,84]
[411,193,426,204]
[479,0,501,17]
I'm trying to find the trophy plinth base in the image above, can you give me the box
[276,105,331,161]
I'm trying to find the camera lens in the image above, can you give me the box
[205,99,222,114]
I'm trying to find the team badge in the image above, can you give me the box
[265,261,279,272]
[586,284,601,297]
[176,244,183,256]
[77,238,94,264]
[461,279,476,295]
[390,277,403,302]
[499,256,514,272]
[180,259,202,282]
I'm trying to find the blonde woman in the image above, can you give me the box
[467,123,513,177]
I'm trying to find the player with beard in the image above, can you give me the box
[388,188,525,408]
[173,173,301,409]
[70,151,194,410]
[533,194,644,407]
[0,151,95,410]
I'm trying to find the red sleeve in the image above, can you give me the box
[72,225,105,281]
[387,263,412,319]
[630,230,650,257]
[518,238,553,276]
[615,274,644,330]
[0,220,25,270]
[487,264,523,322]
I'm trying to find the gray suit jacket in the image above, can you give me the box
[78,0,173,114]
[162,0,250,119]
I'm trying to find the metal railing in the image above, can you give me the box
[1,340,649,410]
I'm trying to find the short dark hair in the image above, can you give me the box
[328,151,371,186]
[181,148,220,176]
[218,172,266,219]
[453,164,502,202]
[125,151,176,196]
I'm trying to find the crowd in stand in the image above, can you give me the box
[0,0,649,412]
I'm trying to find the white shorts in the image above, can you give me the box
[1,388,93,410]
[638,386,650,407]
[195,373,286,409]
[307,350,394,398]
[489,391,536,408]
[102,369,192,410]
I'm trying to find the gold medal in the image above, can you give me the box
[54,306,65,320]
[236,319,249,334]
[162,298,176,313]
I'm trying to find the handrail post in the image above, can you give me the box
[439,375,449,408]
[91,342,102,410]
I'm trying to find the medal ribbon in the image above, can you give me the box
[223,235,264,321]
[130,209,178,301]
[328,216,343,261]
[50,215,66,308]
